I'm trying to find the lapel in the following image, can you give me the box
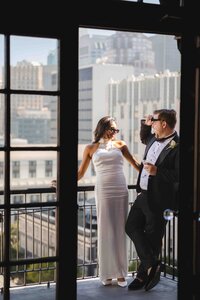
[155,145,173,166]
[156,135,179,166]
[144,134,179,166]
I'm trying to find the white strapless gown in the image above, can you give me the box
[92,141,128,281]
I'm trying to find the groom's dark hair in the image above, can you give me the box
[153,109,177,129]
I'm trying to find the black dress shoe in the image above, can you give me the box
[145,261,162,291]
[128,278,146,290]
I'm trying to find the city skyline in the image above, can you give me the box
[0,35,57,67]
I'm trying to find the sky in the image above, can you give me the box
[0,35,57,66]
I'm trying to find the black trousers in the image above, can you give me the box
[125,192,167,276]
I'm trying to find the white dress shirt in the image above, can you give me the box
[139,136,174,190]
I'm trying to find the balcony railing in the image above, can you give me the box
[0,184,177,297]
[77,184,178,281]
[0,187,57,290]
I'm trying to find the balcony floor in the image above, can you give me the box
[77,274,177,300]
[0,283,56,300]
[0,274,177,299]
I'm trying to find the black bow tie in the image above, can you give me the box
[155,132,176,143]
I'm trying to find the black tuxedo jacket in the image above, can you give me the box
[136,122,179,212]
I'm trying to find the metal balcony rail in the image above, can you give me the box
[0,184,177,293]
[0,187,57,290]
[77,184,178,282]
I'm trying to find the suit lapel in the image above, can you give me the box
[143,134,179,165]
[155,145,172,165]
[155,135,179,166]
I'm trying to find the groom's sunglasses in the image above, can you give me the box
[151,117,161,122]
[109,127,120,133]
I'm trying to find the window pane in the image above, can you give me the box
[11,95,57,146]
[118,0,183,6]
[10,36,58,91]
[10,207,56,263]
[0,35,4,89]
[0,95,5,147]
[10,151,57,191]
[0,153,4,204]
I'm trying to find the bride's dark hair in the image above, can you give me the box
[93,116,115,143]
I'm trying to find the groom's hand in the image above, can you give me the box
[143,162,157,176]
[145,115,153,126]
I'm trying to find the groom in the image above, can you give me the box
[125,109,179,291]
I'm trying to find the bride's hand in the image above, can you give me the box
[51,180,57,188]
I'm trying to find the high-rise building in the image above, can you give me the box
[78,63,134,144]
[150,34,181,72]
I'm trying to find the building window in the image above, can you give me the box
[0,162,3,179]
[51,73,57,86]
[12,195,24,204]
[45,160,53,177]
[30,194,40,203]
[29,160,37,178]
[12,161,20,178]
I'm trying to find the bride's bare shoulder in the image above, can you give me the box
[113,140,126,148]
[85,142,99,157]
